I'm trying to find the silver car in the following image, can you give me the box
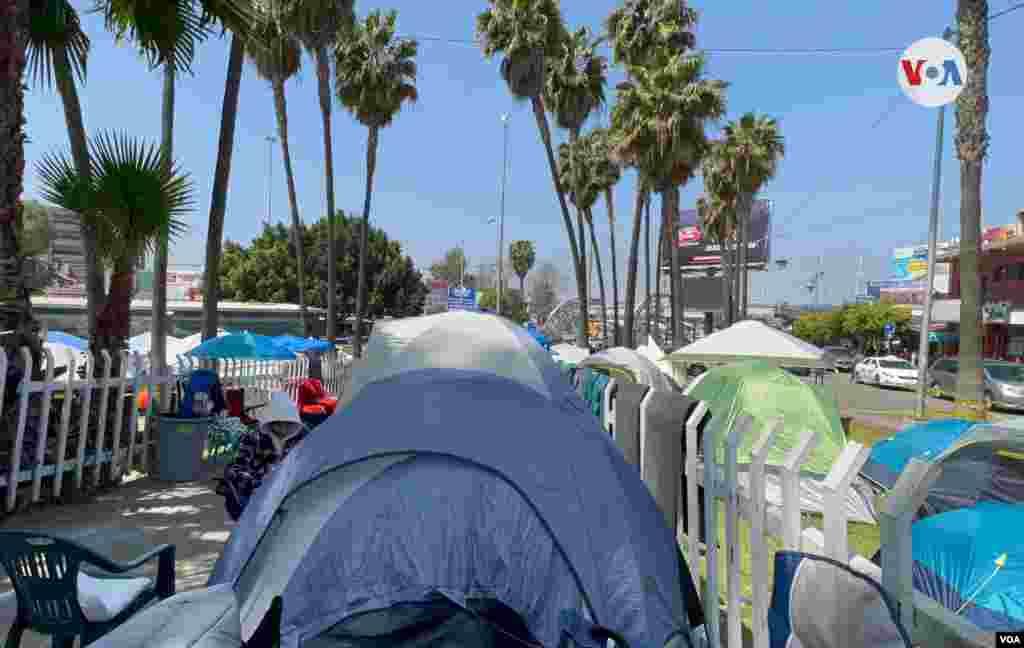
[824,346,854,372]
[928,358,1024,411]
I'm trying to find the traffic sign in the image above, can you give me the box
[884,322,896,338]
[447,286,478,311]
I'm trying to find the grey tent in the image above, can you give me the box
[92,313,701,648]
[578,347,681,393]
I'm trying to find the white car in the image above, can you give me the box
[854,356,919,389]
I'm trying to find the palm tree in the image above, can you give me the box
[335,10,418,358]
[37,131,194,362]
[589,127,622,344]
[476,0,590,348]
[509,240,536,297]
[715,113,785,321]
[97,0,256,366]
[557,135,609,348]
[0,0,39,366]
[288,0,355,343]
[697,190,736,327]
[27,0,108,346]
[246,2,310,336]
[954,0,990,419]
[611,56,727,347]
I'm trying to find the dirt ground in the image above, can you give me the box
[0,465,232,648]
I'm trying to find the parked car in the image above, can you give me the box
[853,356,918,389]
[824,346,855,372]
[928,358,1024,411]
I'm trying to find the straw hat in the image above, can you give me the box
[259,391,302,426]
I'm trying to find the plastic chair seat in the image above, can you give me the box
[77,573,153,623]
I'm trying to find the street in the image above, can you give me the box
[819,371,953,416]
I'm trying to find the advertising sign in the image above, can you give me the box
[447,286,478,311]
[892,246,929,280]
[982,225,1015,249]
[898,37,967,108]
[426,279,449,312]
[677,199,771,270]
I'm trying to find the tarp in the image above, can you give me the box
[552,343,591,366]
[669,320,833,369]
[768,551,911,647]
[46,331,88,351]
[912,502,1024,631]
[272,335,333,354]
[684,360,845,475]
[578,347,680,393]
[685,360,874,523]
[347,311,566,402]
[187,332,296,361]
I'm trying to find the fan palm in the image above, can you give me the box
[612,54,727,346]
[247,1,310,337]
[606,0,697,69]
[544,24,606,347]
[36,132,194,360]
[558,135,609,347]
[696,187,736,327]
[476,0,591,347]
[335,10,418,358]
[588,127,622,344]
[287,0,355,343]
[954,0,990,419]
[715,113,784,321]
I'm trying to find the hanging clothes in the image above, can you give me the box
[586,373,611,418]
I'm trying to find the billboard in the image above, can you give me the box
[447,286,478,311]
[677,199,771,270]
[426,279,449,312]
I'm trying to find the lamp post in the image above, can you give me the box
[915,27,954,420]
[265,135,276,227]
[497,113,510,315]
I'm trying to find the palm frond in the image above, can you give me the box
[476,0,566,99]
[607,0,698,68]
[246,6,302,82]
[27,0,90,89]
[283,0,354,54]
[544,25,607,131]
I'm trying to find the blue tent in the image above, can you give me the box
[912,502,1024,631]
[210,368,704,648]
[45,331,88,351]
[186,332,296,360]
[861,418,975,489]
[272,335,333,354]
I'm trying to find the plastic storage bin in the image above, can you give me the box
[157,416,213,481]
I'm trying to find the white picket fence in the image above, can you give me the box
[590,377,873,648]
[0,346,347,514]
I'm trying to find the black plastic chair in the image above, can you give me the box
[0,530,176,648]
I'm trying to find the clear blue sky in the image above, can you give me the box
[22,1,1024,305]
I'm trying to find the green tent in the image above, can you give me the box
[686,360,846,476]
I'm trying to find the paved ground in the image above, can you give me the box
[820,371,954,416]
[0,466,230,648]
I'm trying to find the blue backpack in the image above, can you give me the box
[180,369,226,418]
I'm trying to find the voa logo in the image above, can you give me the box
[898,37,968,108]
[997,631,1024,645]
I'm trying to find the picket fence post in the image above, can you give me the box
[701,413,722,648]
[820,442,870,562]
[109,351,131,480]
[780,430,817,549]
[723,416,752,648]
[748,419,781,648]
[73,353,95,491]
[684,400,708,575]
[92,351,113,487]
[29,348,57,503]
[7,348,33,511]
[52,349,77,498]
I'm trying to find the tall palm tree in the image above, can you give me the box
[589,127,622,344]
[335,10,418,358]
[509,239,536,297]
[716,113,785,321]
[27,0,107,347]
[288,0,355,343]
[247,2,310,336]
[545,25,606,345]
[954,0,990,419]
[0,0,37,365]
[476,0,590,348]
[611,56,726,347]
[557,135,609,348]
[37,131,194,361]
[97,0,255,366]
[697,190,736,327]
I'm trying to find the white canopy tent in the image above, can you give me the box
[669,320,833,370]
[551,343,591,365]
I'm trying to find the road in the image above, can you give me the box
[821,372,954,416]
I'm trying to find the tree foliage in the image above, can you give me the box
[19,200,54,258]
[429,247,475,288]
[527,260,561,322]
[218,212,426,320]
[478,287,528,323]
[509,240,535,287]
[791,302,913,351]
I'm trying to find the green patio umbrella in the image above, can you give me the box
[686,360,846,475]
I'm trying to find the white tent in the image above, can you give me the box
[345,311,566,406]
[128,332,190,370]
[636,336,688,385]
[551,343,591,365]
[180,328,229,352]
[669,320,833,369]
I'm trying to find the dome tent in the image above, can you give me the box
[203,312,705,648]
[578,346,681,393]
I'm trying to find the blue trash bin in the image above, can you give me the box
[157,416,213,481]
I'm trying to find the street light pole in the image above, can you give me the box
[915,27,953,419]
[265,135,276,227]
[497,113,510,315]
[460,240,466,289]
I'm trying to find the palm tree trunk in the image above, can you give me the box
[606,188,620,346]
[737,193,752,321]
[720,236,732,328]
[623,189,646,348]
[96,258,134,374]
[52,44,105,345]
[644,194,651,342]
[654,212,664,346]
[202,34,244,342]
[666,185,684,347]
[352,125,379,359]
[530,96,586,348]
[569,128,588,348]
[272,78,310,338]
[954,0,990,419]
[586,212,609,348]
[150,64,174,377]
[316,44,338,343]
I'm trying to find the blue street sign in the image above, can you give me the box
[447,286,478,311]
[884,322,896,338]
